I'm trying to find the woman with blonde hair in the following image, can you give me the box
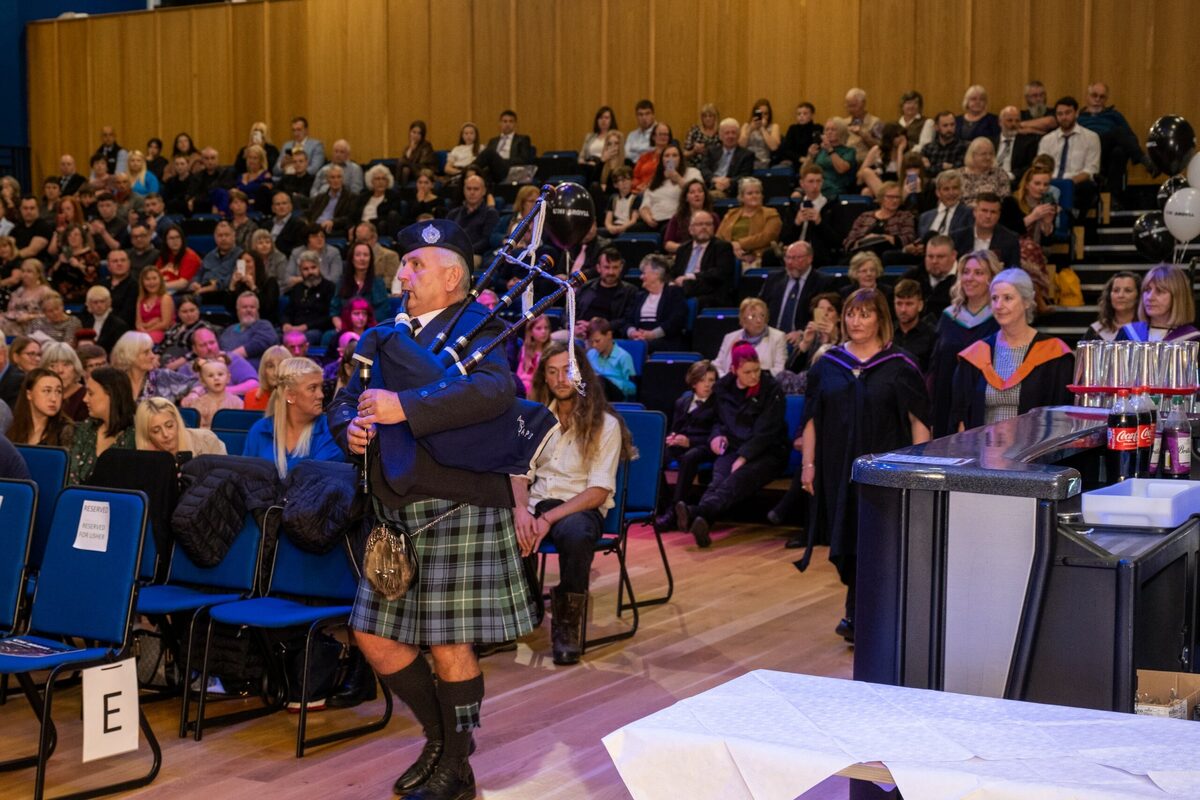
[243,344,290,412]
[235,121,279,177]
[597,129,627,194]
[1116,264,1200,342]
[684,103,721,168]
[135,396,226,457]
[126,150,159,196]
[136,266,175,344]
[928,250,1002,436]
[1,259,52,337]
[242,357,342,478]
[956,84,1000,141]
[715,177,782,267]
[959,137,1010,205]
[112,330,194,402]
[235,145,273,211]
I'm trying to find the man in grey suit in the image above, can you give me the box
[273,116,325,176]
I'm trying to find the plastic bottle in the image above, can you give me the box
[1161,397,1193,479]
[1132,387,1156,477]
[1106,389,1138,483]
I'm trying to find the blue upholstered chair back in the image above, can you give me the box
[615,409,667,519]
[15,445,68,571]
[0,479,36,633]
[29,487,147,646]
[168,513,263,592]
[268,534,358,602]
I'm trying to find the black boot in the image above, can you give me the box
[550,586,587,666]
[327,647,377,709]
[394,736,476,794]
[401,756,476,800]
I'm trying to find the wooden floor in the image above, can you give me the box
[0,520,855,800]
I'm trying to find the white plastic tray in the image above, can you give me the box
[1081,479,1200,528]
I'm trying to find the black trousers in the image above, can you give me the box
[666,444,710,507]
[696,451,786,521]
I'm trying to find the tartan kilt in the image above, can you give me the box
[350,497,536,645]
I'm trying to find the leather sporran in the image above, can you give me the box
[363,521,419,601]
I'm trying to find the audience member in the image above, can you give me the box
[782,166,837,262]
[331,241,389,335]
[234,121,280,178]
[77,343,107,377]
[928,250,1001,436]
[475,109,534,184]
[274,116,325,176]
[683,104,720,169]
[739,98,781,169]
[88,155,115,194]
[654,360,718,531]
[801,119,856,199]
[951,193,1020,268]
[596,130,627,195]
[712,297,787,376]
[959,138,1011,205]
[579,106,619,165]
[275,148,315,199]
[7,367,74,447]
[394,123,437,186]
[779,102,823,165]
[92,126,128,176]
[187,147,234,214]
[86,193,126,260]
[28,292,81,343]
[514,314,551,395]
[995,106,1040,183]
[910,169,971,249]
[57,154,86,196]
[637,145,702,231]
[780,292,842,378]
[671,209,735,309]
[603,167,638,237]
[952,268,1073,429]
[587,317,637,400]
[624,254,688,352]
[922,112,969,176]
[11,336,41,375]
[841,252,891,304]
[133,267,174,345]
[225,190,258,252]
[126,150,159,197]
[161,154,192,215]
[446,175,500,267]
[0,337,23,409]
[1116,264,1200,342]
[182,353,244,428]
[444,122,482,176]
[632,123,672,194]
[955,85,1000,141]
[67,365,137,484]
[2,259,52,337]
[761,240,835,337]
[246,228,287,295]
[662,179,713,254]
[78,284,130,353]
[125,222,160,272]
[267,191,306,257]
[891,279,936,371]
[13,196,52,260]
[312,139,364,197]
[1078,82,1155,192]
[1020,80,1056,131]
[517,342,631,665]
[48,225,99,302]
[1084,271,1139,342]
[158,294,203,366]
[112,330,193,402]
[790,288,930,641]
[305,164,354,237]
[715,177,781,267]
[40,341,87,420]
[703,119,754,198]
[1037,96,1101,212]
[625,100,658,162]
[243,344,289,411]
[842,180,915,256]
[897,91,935,150]
[177,327,259,396]
[902,234,958,319]
[242,356,342,477]
[355,165,403,236]
[191,221,243,300]
[218,291,277,362]
[283,252,337,344]
[135,396,225,456]
[284,224,343,289]
[574,248,638,336]
[675,342,787,547]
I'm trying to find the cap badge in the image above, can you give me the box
[421,224,441,244]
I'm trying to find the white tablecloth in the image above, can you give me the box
[602,670,1200,799]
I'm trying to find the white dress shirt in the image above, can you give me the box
[526,405,620,513]
[1037,126,1101,180]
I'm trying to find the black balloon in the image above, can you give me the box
[1158,175,1190,209]
[1147,115,1196,176]
[544,182,596,250]
[1132,211,1175,262]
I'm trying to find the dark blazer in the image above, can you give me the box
[701,145,755,186]
[352,189,405,230]
[624,284,689,351]
[670,391,717,442]
[270,215,307,258]
[950,332,1074,430]
[759,267,837,333]
[305,190,356,237]
[0,365,23,409]
[917,204,973,240]
[59,174,86,196]
[952,224,1022,268]
[671,238,736,309]
[484,134,535,166]
[780,199,840,265]
[996,133,1041,183]
[78,310,131,353]
[103,277,139,329]
[576,279,639,329]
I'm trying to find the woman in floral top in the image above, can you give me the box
[68,366,137,485]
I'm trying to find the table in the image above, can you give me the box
[603,670,1200,799]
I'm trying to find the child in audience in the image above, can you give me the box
[182,355,244,428]
[604,168,639,237]
[586,317,636,400]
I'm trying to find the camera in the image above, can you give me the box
[753,111,765,120]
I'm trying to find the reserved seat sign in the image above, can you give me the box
[73,499,111,552]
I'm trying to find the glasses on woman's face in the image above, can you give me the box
[882,193,902,202]
[743,311,766,322]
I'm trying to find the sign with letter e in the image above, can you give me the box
[82,658,139,762]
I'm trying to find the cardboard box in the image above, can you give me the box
[1135,670,1200,719]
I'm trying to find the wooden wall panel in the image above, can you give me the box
[23,0,1200,183]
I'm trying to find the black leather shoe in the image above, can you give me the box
[674,501,691,533]
[394,739,443,794]
[394,738,475,794]
[474,641,516,659]
[690,516,711,548]
[327,649,377,709]
[766,508,784,526]
[654,512,676,532]
[835,618,855,643]
[785,535,806,549]
[401,757,476,800]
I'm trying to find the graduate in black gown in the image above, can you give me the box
[797,288,931,643]
[951,268,1073,430]
[927,250,1001,437]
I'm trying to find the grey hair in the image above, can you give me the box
[250,228,274,248]
[991,268,1036,323]
[737,176,763,199]
[638,254,670,284]
[297,249,321,267]
[364,163,394,189]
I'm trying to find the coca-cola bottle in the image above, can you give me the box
[1132,387,1156,477]
[1161,397,1193,479]
[1106,389,1139,483]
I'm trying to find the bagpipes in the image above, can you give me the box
[351,182,596,492]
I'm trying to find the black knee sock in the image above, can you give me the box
[437,674,484,759]
[380,656,442,741]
